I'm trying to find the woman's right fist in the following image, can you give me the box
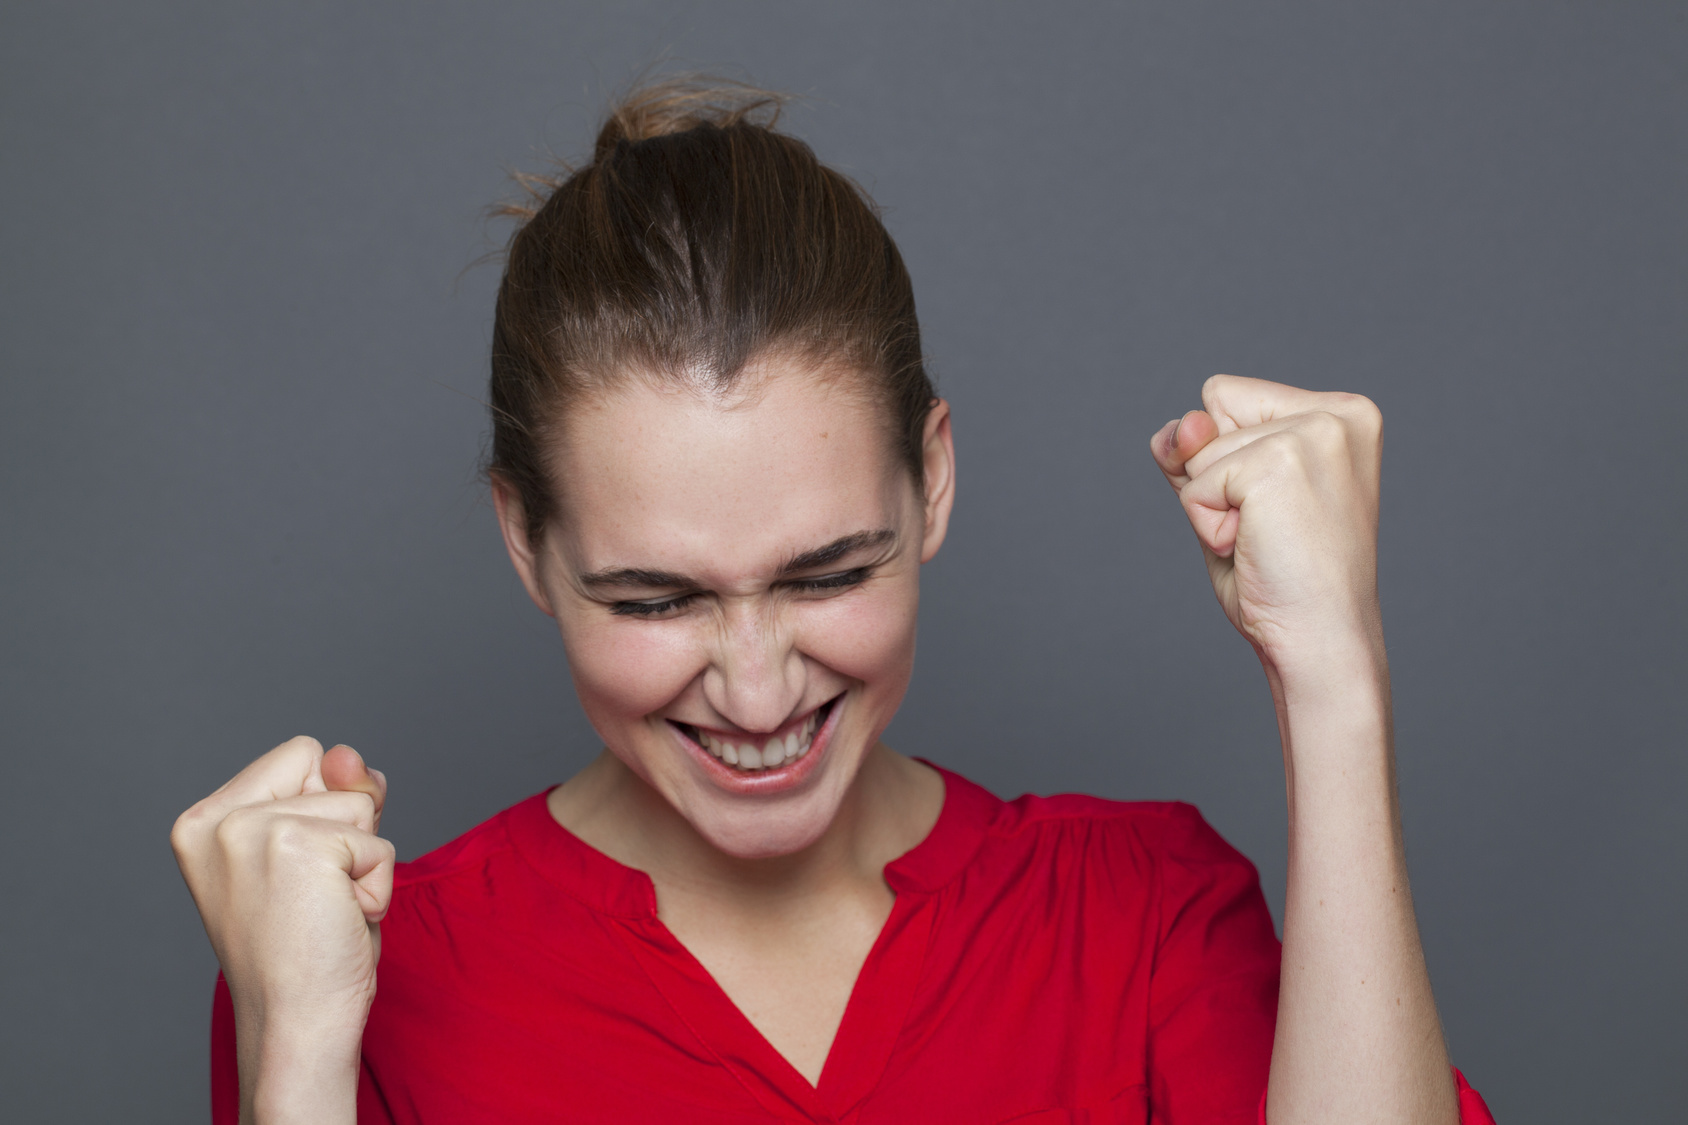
[171,737,394,1120]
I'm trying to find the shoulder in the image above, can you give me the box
[382,785,653,936]
[921,766,1261,903]
[982,788,1277,965]
[990,789,1254,874]
[391,789,549,890]
[920,770,1277,981]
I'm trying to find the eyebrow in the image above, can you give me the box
[578,529,896,591]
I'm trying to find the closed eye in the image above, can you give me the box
[789,567,869,594]
[609,569,868,617]
[609,593,697,617]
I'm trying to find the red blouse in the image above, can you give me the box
[211,766,1494,1123]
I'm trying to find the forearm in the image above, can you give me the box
[1263,635,1457,1125]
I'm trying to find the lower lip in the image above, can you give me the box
[673,698,843,795]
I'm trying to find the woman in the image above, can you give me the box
[172,78,1494,1124]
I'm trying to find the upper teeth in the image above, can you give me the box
[697,711,819,771]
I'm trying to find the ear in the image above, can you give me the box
[918,399,956,564]
[491,476,559,618]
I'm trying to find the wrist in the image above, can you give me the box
[245,1030,361,1125]
[1258,630,1397,818]
[235,1003,366,1125]
[1258,623,1389,718]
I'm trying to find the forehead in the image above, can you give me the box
[550,363,908,575]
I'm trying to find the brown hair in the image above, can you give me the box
[488,75,935,545]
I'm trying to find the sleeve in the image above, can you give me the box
[1143,804,1283,1124]
[1139,809,1501,1125]
[211,974,238,1125]
[1451,1070,1498,1124]
[1254,1069,1498,1124]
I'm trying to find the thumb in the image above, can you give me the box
[1151,409,1221,489]
[322,744,387,829]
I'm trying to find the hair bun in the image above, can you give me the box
[490,68,931,548]
[594,75,787,160]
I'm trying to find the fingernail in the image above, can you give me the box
[1163,418,1181,454]
[370,768,387,789]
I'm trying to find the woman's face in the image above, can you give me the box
[496,359,955,859]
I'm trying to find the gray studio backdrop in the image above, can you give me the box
[2,3,1682,1121]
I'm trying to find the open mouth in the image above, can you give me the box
[675,695,839,773]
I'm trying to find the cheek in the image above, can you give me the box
[800,580,920,692]
[559,617,702,731]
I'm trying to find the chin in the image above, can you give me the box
[688,793,841,860]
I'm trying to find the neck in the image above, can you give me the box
[549,744,942,911]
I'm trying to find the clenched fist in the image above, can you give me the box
[1151,374,1385,668]
[171,737,393,1123]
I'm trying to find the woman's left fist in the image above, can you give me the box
[1150,375,1384,664]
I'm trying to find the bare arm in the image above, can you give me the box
[1152,377,1458,1124]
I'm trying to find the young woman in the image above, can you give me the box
[172,79,1495,1124]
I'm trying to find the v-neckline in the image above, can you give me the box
[505,766,1000,1120]
[617,878,936,1120]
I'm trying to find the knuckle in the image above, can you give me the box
[170,802,210,849]
[1337,392,1383,430]
[1330,388,1384,422]
[1361,403,1384,441]
[1302,410,1349,449]
[1272,437,1303,472]
[262,816,320,864]
[1333,389,1377,413]
[214,806,319,865]
[211,806,256,852]
[346,792,379,833]
[1256,431,1305,476]
[273,735,325,768]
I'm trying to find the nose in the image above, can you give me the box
[702,598,804,734]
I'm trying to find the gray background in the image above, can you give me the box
[1,2,1682,1121]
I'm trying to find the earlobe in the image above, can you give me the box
[919,399,956,564]
[491,478,558,618]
